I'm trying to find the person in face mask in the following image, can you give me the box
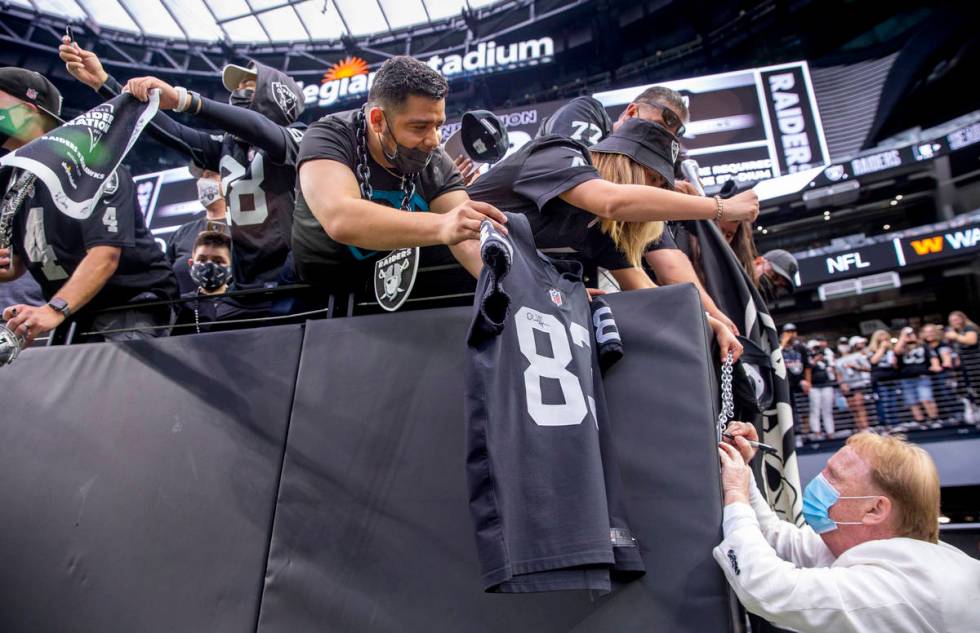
[165,164,228,294]
[173,230,267,335]
[714,423,980,632]
[753,248,798,303]
[59,40,304,289]
[290,55,509,302]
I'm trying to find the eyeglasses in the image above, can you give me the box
[638,102,686,137]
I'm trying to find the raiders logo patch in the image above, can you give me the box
[271,81,298,120]
[671,139,679,164]
[374,247,419,312]
[103,171,119,196]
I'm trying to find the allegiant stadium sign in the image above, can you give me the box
[296,36,556,108]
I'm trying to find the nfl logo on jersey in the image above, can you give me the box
[549,288,563,307]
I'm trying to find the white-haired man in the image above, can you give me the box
[716,423,980,632]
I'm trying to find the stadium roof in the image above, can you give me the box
[7,0,503,43]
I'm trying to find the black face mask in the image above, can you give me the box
[380,111,433,175]
[228,88,255,108]
[759,274,791,302]
[190,261,232,292]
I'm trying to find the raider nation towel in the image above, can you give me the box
[690,219,805,526]
[0,91,159,220]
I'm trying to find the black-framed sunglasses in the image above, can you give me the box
[638,102,686,137]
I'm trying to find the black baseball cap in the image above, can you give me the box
[461,109,509,163]
[590,118,679,188]
[0,67,64,126]
[763,249,799,288]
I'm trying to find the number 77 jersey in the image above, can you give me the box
[464,213,644,593]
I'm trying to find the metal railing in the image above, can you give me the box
[791,356,980,447]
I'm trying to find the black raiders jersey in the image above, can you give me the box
[537,96,613,147]
[210,134,301,287]
[464,212,644,593]
[467,135,631,271]
[5,167,176,312]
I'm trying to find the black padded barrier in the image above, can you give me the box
[0,286,735,633]
[0,325,303,633]
[256,284,735,633]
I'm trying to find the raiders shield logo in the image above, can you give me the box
[103,170,119,196]
[271,81,299,120]
[823,164,846,181]
[374,247,419,312]
[670,139,679,164]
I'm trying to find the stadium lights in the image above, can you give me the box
[890,200,898,206]
[883,224,891,230]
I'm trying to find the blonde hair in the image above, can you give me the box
[846,433,941,543]
[948,310,977,331]
[588,151,664,267]
[868,329,892,353]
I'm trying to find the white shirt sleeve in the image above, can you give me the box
[713,502,944,633]
[746,472,835,568]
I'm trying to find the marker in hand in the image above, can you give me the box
[722,431,778,455]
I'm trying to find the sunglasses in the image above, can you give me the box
[638,102,686,137]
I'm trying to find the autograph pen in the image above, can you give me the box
[722,432,778,454]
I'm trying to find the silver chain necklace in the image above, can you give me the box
[717,350,735,440]
[353,108,416,211]
[0,171,36,252]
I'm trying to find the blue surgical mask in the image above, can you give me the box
[802,473,877,534]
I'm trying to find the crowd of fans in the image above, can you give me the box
[782,311,980,443]
[2,38,979,632]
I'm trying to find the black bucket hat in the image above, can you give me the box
[0,67,64,126]
[590,118,679,188]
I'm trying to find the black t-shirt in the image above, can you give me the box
[174,290,270,334]
[468,135,631,271]
[6,168,176,312]
[166,216,229,295]
[536,96,613,147]
[782,343,810,388]
[809,354,837,386]
[955,324,979,367]
[899,344,937,377]
[870,349,897,382]
[292,109,465,287]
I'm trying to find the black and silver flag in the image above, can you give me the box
[0,91,159,220]
[690,219,804,526]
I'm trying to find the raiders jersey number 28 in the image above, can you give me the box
[464,213,644,593]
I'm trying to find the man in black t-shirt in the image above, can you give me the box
[292,56,506,304]
[807,341,838,437]
[1,68,176,344]
[780,323,811,427]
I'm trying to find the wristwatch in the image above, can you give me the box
[47,297,71,319]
